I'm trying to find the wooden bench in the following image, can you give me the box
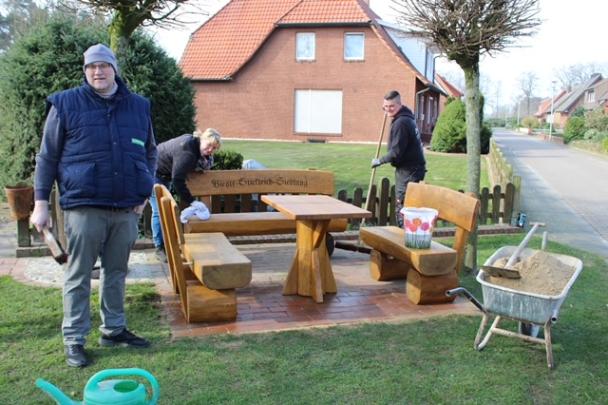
[360,183,479,305]
[184,169,347,238]
[154,184,251,323]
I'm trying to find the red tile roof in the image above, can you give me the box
[435,74,463,98]
[180,0,429,84]
[278,0,371,24]
[180,0,300,80]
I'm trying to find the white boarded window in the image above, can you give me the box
[295,90,343,134]
[344,33,364,60]
[296,32,315,61]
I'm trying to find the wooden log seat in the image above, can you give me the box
[184,169,348,238]
[154,184,251,323]
[182,232,252,290]
[361,226,458,277]
[360,182,480,305]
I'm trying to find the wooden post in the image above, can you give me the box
[17,218,31,247]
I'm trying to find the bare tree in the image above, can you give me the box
[391,0,541,271]
[519,70,538,116]
[554,62,608,90]
[66,0,213,53]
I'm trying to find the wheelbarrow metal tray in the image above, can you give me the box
[477,246,582,325]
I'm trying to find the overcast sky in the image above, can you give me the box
[151,0,608,107]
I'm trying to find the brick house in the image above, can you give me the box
[553,74,603,127]
[179,0,445,143]
[586,78,608,115]
[534,90,566,125]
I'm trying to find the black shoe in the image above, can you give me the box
[64,344,89,368]
[99,329,150,348]
[154,247,167,263]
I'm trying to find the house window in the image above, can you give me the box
[587,90,595,103]
[344,33,364,61]
[294,90,343,134]
[296,33,315,61]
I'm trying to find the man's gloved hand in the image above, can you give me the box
[30,201,51,232]
[371,158,382,168]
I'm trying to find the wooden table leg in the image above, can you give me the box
[283,219,332,303]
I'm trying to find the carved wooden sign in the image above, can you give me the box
[187,169,335,196]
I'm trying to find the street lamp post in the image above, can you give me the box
[549,81,556,142]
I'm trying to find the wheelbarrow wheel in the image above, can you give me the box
[518,322,541,337]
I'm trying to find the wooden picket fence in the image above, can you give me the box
[335,177,518,229]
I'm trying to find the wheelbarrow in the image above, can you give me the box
[447,226,583,369]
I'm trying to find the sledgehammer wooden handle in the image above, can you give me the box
[505,222,545,268]
[42,228,68,264]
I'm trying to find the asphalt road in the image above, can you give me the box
[492,129,608,260]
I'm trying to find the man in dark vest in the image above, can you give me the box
[30,44,157,367]
[372,90,426,227]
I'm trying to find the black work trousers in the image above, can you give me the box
[395,166,426,228]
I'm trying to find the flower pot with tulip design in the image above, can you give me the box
[401,207,438,249]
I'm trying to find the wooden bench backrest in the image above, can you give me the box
[404,182,480,273]
[155,184,185,246]
[154,184,178,293]
[187,169,335,196]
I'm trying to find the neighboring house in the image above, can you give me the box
[180,0,445,144]
[435,73,463,114]
[553,73,603,127]
[586,78,608,113]
[534,90,567,125]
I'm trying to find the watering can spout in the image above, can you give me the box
[36,378,80,405]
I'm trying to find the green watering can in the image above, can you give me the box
[36,368,159,405]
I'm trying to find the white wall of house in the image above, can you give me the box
[380,21,435,82]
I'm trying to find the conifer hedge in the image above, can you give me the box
[430,98,491,154]
[0,15,195,191]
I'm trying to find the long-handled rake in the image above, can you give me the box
[334,113,388,254]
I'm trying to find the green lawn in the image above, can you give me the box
[1,235,606,404]
[221,140,490,192]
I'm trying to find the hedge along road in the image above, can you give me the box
[492,129,608,260]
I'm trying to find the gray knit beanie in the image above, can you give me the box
[83,43,119,75]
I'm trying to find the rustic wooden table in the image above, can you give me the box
[261,194,371,303]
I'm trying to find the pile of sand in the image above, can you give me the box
[488,251,576,296]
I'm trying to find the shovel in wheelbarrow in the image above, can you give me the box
[477,222,545,279]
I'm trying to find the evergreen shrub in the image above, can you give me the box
[563,116,586,143]
[0,15,195,190]
[431,99,491,154]
[213,150,244,170]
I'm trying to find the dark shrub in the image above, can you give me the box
[213,150,244,170]
[563,116,586,143]
[431,99,491,154]
[0,15,195,190]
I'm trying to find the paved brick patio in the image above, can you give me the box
[160,242,478,338]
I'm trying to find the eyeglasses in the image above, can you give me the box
[85,62,112,71]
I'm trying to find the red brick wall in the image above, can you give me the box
[191,26,420,142]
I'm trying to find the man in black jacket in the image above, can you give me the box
[371,90,426,227]
[150,128,221,259]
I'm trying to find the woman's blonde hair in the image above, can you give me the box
[193,128,222,146]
